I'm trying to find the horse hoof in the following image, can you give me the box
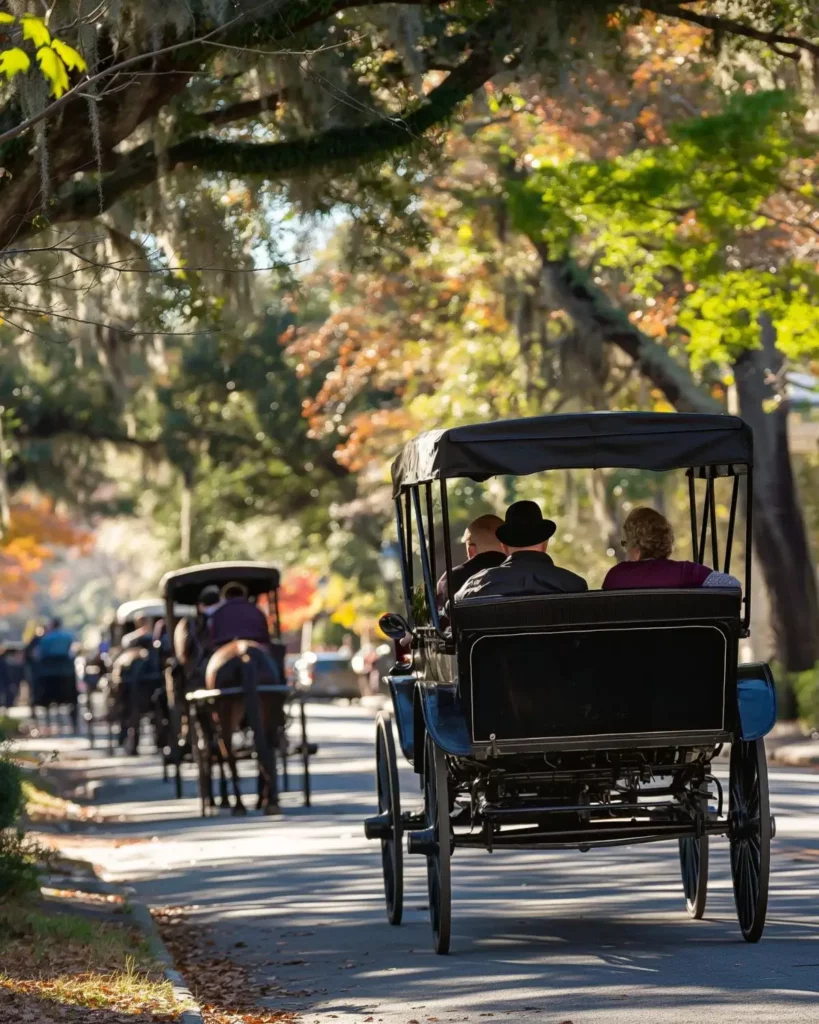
[219,801,231,811]
[263,804,282,816]
[231,805,247,817]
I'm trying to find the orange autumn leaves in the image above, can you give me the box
[0,500,91,614]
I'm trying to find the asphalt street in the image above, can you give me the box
[23,702,819,1024]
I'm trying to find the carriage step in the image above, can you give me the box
[406,828,437,856]
[364,812,393,841]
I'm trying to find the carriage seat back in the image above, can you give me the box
[455,588,741,748]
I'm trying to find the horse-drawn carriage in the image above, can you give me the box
[102,598,174,755]
[160,561,315,816]
[364,411,776,953]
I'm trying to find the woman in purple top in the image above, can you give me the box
[603,507,740,590]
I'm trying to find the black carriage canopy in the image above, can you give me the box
[391,412,753,495]
[160,561,281,605]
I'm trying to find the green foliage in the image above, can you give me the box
[0,756,23,831]
[0,830,45,897]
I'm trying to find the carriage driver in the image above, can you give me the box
[208,581,271,649]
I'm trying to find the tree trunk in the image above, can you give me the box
[734,315,819,672]
[180,468,193,563]
[533,246,819,671]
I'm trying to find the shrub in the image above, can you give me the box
[792,666,819,728]
[0,755,23,830]
[0,829,47,897]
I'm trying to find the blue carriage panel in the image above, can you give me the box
[418,682,471,757]
[737,663,777,741]
[387,674,416,761]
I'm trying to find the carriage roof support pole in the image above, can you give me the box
[412,486,444,636]
[688,472,698,561]
[440,478,455,628]
[724,474,739,574]
[404,490,413,590]
[707,475,719,570]
[272,589,281,639]
[395,497,415,627]
[697,478,711,565]
[743,470,753,631]
[425,482,437,584]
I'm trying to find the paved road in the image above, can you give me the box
[24,703,819,1024]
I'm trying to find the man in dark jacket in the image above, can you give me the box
[455,501,587,601]
[436,513,505,605]
[208,582,271,648]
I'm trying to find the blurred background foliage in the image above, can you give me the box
[0,2,818,715]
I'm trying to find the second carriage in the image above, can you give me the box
[160,561,316,815]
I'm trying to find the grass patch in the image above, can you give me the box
[0,898,181,1022]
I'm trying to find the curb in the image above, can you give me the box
[92,871,204,1024]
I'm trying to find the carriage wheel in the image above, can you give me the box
[278,725,290,793]
[375,714,402,925]
[300,700,311,808]
[424,733,451,954]
[729,738,771,943]
[678,834,709,919]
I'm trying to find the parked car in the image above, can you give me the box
[295,651,362,700]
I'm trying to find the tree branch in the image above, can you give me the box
[199,92,285,126]
[641,1,819,59]
[50,43,499,226]
[531,241,722,414]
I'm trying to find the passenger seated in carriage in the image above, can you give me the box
[456,501,587,601]
[603,507,740,590]
[208,581,271,649]
[436,514,505,604]
[122,614,153,650]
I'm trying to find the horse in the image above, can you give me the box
[109,645,163,755]
[204,640,283,815]
[174,618,283,815]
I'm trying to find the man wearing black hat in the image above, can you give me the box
[455,500,587,601]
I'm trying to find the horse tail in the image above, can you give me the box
[239,645,278,808]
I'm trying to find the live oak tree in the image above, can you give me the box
[291,18,819,669]
[0,1,818,647]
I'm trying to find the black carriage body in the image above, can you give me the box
[457,589,740,754]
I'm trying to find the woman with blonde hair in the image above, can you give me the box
[603,506,740,590]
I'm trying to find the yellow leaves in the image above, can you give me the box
[51,38,87,72]
[21,14,50,48]
[0,47,30,80]
[37,44,70,97]
[0,15,87,96]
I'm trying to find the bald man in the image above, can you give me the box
[436,514,506,605]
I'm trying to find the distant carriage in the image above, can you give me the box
[160,562,315,815]
[365,411,776,953]
[103,598,193,756]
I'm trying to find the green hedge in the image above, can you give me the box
[0,755,23,831]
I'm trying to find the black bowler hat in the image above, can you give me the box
[496,500,556,547]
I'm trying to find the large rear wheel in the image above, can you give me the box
[375,714,402,925]
[424,733,451,955]
[729,738,771,943]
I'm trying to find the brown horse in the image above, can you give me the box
[173,618,283,815]
[204,640,284,815]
